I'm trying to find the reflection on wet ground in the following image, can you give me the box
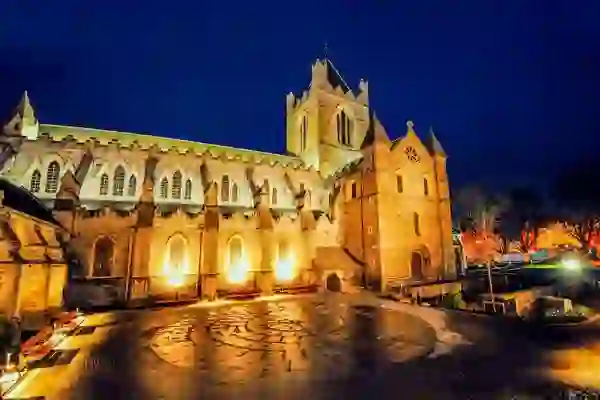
[149,298,436,383]
[11,293,596,400]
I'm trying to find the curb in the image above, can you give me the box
[0,311,86,397]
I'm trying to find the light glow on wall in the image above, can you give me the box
[163,234,190,288]
[275,252,297,281]
[275,238,297,282]
[226,236,249,284]
[227,257,250,284]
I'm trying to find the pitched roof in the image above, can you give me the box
[361,112,391,149]
[0,178,61,227]
[324,59,351,93]
[426,128,447,157]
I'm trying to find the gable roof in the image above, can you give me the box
[0,178,62,227]
[324,59,351,93]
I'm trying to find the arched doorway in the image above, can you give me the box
[410,252,424,280]
[410,247,431,281]
[92,237,114,277]
[326,273,342,292]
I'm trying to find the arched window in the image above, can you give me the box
[92,236,114,277]
[166,234,187,275]
[113,166,125,196]
[263,179,269,200]
[184,179,192,200]
[299,114,308,152]
[397,175,403,193]
[127,175,137,196]
[231,183,239,202]
[99,173,109,196]
[423,177,429,196]
[275,239,295,281]
[227,236,247,284]
[172,171,182,199]
[414,212,421,236]
[272,187,278,205]
[221,175,230,202]
[336,110,352,146]
[160,178,168,199]
[30,169,41,193]
[45,161,60,193]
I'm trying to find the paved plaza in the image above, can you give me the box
[4,293,592,399]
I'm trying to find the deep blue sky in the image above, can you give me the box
[1,1,599,190]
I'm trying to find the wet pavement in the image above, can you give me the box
[4,293,593,399]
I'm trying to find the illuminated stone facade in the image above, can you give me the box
[0,59,454,303]
[0,179,68,329]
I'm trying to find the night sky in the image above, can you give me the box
[1,1,599,191]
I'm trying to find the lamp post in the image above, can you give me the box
[486,259,496,313]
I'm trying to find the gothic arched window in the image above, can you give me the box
[423,177,429,196]
[172,171,182,199]
[228,236,243,268]
[299,114,308,152]
[184,179,192,200]
[160,178,168,199]
[272,187,278,205]
[92,236,114,277]
[99,173,109,196]
[127,175,137,196]
[113,165,125,196]
[226,235,248,284]
[221,175,230,202]
[30,169,41,193]
[167,234,187,274]
[45,161,60,193]
[275,239,294,281]
[414,212,421,237]
[263,179,270,199]
[231,182,239,202]
[336,109,352,146]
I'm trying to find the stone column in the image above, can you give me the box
[201,182,219,301]
[256,206,274,296]
[300,210,316,286]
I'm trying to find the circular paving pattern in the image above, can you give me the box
[148,297,437,383]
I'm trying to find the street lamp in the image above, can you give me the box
[562,258,581,271]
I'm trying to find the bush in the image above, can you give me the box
[440,291,467,310]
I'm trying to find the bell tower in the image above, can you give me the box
[285,58,371,177]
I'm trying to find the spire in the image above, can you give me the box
[427,127,447,158]
[361,112,391,149]
[17,90,36,122]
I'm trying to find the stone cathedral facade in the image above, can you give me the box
[0,58,455,305]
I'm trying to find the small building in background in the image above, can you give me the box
[0,178,68,330]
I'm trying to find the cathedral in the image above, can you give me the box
[0,58,455,305]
